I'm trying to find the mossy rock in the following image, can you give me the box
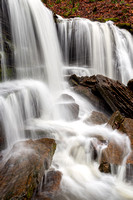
[117,23,133,34]
[95,17,119,23]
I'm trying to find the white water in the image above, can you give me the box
[0,0,133,199]
[57,18,133,84]
[7,0,62,94]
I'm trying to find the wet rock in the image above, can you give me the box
[101,140,125,165]
[69,74,133,118]
[35,170,62,200]
[0,123,6,151]
[127,79,133,92]
[58,93,75,103]
[69,75,111,113]
[99,162,133,182]
[126,164,133,183]
[100,111,133,175]
[119,118,133,150]
[55,93,79,121]
[85,111,108,125]
[108,111,125,130]
[108,111,133,152]
[56,102,79,121]
[0,138,56,200]
[99,162,111,173]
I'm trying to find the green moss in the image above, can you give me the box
[117,23,133,34]
[48,4,54,7]
[104,18,119,22]
[63,10,71,17]
[51,142,56,157]
[95,17,119,23]
[0,68,16,81]
[122,9,128,13]
[89,0,96,2]
[125,4,130,6]
[117,23,131,27]
[55,0,61,4]
[26,184,35,199]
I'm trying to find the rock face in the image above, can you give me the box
[0,0,15,80]
[0,138,57,200]
[0,123,6,151]
[69,74,133,118]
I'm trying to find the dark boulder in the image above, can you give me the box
[99,162,111,173]
[69,74,133,118]
[127,79,133,92]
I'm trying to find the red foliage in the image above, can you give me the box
[46,0,133,25]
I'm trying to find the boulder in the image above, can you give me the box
[69,74,133,118]
[0,138,56,200]
[55,102,79,121]
[35,170,62,200]
[99,111,133,177]
[99,162,111,173]
[55,93,79,121]
[127,79,133,92]
[108,111,133,152]
[85,111,108,125]
[69,75,111,113]
[108,111,125,130]
[58,94,75,103]
[100,140,125,165]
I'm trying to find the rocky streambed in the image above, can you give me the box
[0,74,133,199]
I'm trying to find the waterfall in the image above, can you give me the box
[7,0,63,94]
[0,0,133,199]
[57,18,133,84]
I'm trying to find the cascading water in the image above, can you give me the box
[0,0,133,199]
[57,18,133,84]
[7,0,63,94]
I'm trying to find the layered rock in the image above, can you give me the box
[0,138,58,200]
[69,74,133,118]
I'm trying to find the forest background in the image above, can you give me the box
[42,0,133,33]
